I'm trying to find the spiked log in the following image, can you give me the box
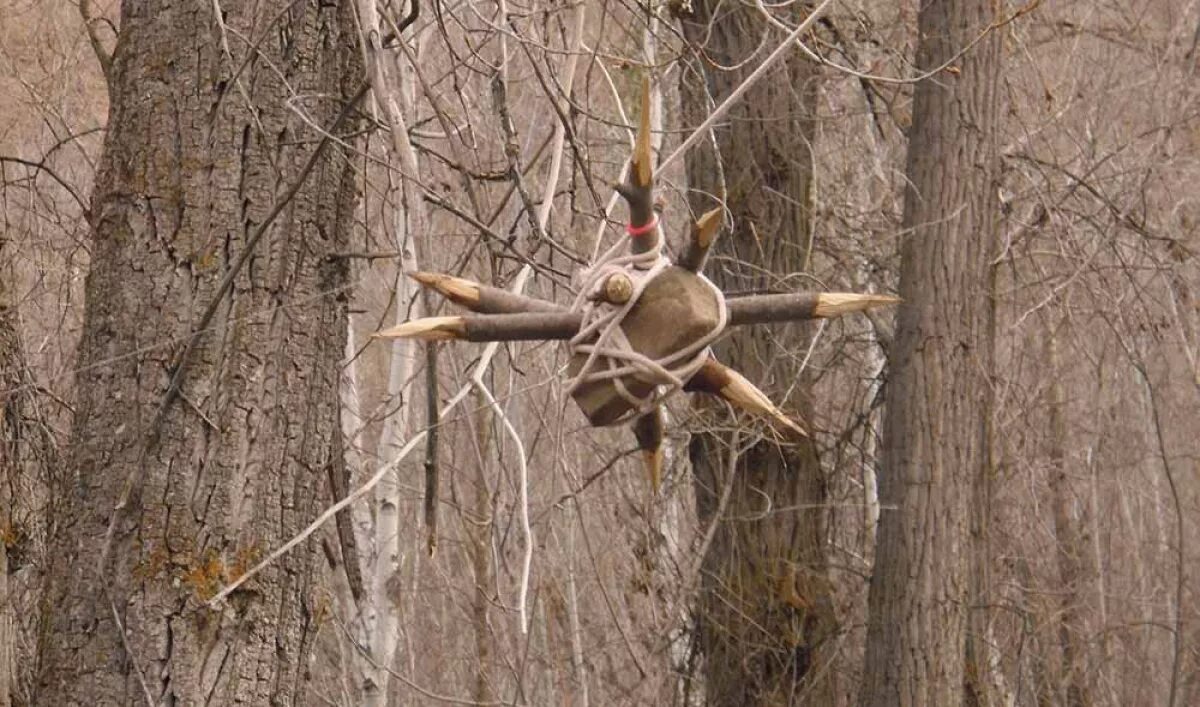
[377,316,468,341]
[684,359,806,437]
[384,75,895,433]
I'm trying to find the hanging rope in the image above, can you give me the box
[566,216,728,424]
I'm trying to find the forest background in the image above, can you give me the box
[1,0,1198,705]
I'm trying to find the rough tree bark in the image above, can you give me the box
[859,1,1000,705]
[678,3,838,704]
[0,242,22,707]
[36,2,361,704]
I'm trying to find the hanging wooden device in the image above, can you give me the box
[376,77,899,491]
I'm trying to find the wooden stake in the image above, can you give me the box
[373,316,466,341]
[407,272,559,314]
[729,291,901,326]
[614,75,659,255]
[677,207,723,272]
[632,407,665,493]
[685,359,806,437]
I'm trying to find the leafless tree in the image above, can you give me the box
[34,2,363,703]
[860,0,1002,704]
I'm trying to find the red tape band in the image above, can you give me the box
[626,215,659,237]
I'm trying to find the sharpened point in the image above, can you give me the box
[407,272,482,309]
[686,359,807,437]
[812,293,901,318]
[633,75,653,188]
[632,408,666,494]
[374,316,467,341]
[694,208,722,248]
[679,206,724,272]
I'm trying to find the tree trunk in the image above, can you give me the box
[859,1,1000,705]
[678,3,837,704]
[0,243,22,707]
[36,2,361,704]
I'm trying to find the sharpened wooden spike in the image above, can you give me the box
[812,293,902,318]
[408,271,481,309]
[633,75,653,188]
[679,206,724,272]
[632,408,666,493]
[687,359,807,437]
[694,207,722,248]
[720,368,806,437]
[373,316,466,341]
[642,448,664,494]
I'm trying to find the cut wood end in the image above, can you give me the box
[719,367,808,437]
[602,272,634,304]
[812,293,901,318]
[373,316,466,341]
[642,447,664,495]
[693,207,722,248]
[407,271,481,308]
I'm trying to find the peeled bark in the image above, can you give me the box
[859,1,1001,705]
[679,2,837,703]
[36,3,361,704]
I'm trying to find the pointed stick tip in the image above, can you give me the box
[642,447,664,495]
[406,270,438,285]
[407,271,481,307]
[717,366,808,437]
[694,207,723,248]
[373,316,466,341]
[633,76,654,187]
[813,293,901,318]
